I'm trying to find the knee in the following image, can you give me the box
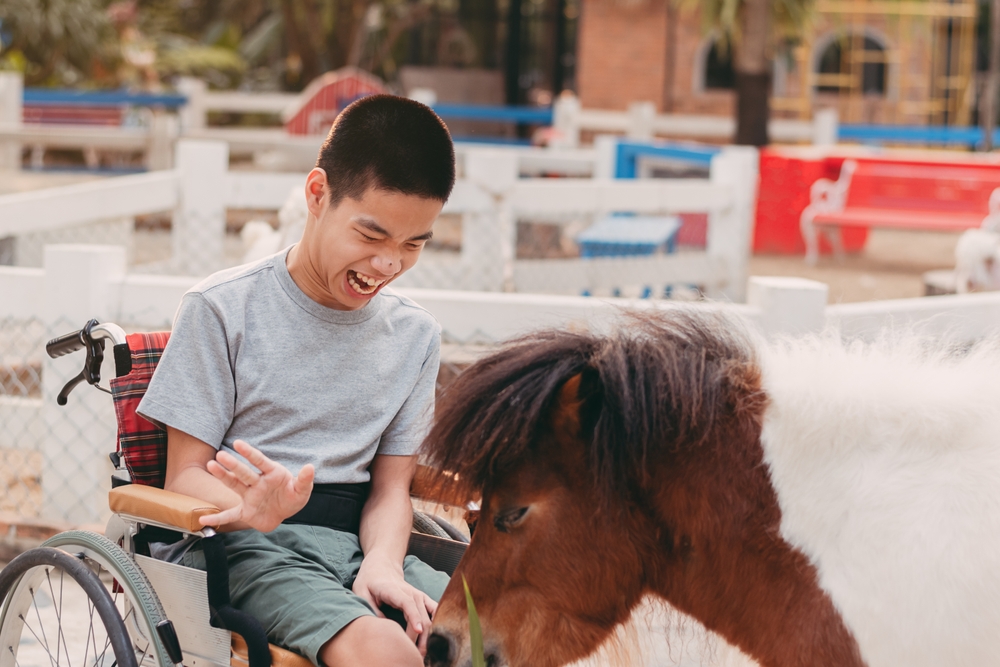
[320,616,422,667]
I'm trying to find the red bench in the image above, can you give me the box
[800,158,1000,263]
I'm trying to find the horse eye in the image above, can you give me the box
[493,507,529,532]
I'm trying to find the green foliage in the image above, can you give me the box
[156,44,247,89]
[679,0,815,47]
[0,0,120,87]
[462,576,487,667]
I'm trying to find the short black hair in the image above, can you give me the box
[316,94,455,205]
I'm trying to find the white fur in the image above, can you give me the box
[955,228,1000,293]
[240,187,309,265]
[760,335,1000,667]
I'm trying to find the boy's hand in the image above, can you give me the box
[352,554,436,655]
[200,439,314,532]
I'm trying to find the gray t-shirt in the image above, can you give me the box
[137,247,441,484]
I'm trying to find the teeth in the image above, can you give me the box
[349,271,380,295]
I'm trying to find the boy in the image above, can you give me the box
[137,94,455,667]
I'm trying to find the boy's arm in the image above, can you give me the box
[353,454,435,652]
[165,426,313,532]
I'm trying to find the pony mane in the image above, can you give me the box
[422,308,763,502]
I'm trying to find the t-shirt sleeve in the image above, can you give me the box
[377,329,441,456]
[136,293,235,449]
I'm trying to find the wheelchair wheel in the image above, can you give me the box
[0,531,172,667]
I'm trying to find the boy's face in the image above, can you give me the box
[294,169,443,311]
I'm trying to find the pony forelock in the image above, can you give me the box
[421,308,762,504]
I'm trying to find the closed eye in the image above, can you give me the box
[358,232,379,241]
[493,507,529,533]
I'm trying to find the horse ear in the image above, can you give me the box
[557,367,603,439]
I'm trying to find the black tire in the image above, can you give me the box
[0,531,172,667]
[412,510,451,539]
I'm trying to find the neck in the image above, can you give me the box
[644,425,866,667]
[286,242,350,311]
[665,539,865,667]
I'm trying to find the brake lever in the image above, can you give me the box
[57,370,88,406]
[55,319,106,406]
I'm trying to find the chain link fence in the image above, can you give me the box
[0,310,499,529]
[0,316,45,520]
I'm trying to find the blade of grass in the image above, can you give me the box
[462,575,487,667]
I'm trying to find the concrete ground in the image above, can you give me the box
[749,228,962,303]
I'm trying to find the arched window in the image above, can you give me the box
[816,34,887,95]
[704,40,735,90]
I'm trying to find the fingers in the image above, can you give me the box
[414,593,434,655]
[232,439,277,474]
[215,451,261,487]
[382,588,429,646]
[206,460,245,493]
[199,505,242,528]
[294,464,315,497]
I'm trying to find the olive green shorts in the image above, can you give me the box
[180,524,450,666]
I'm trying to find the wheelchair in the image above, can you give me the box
[0,320,471,667]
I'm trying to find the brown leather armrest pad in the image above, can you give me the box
[109,485,219,533]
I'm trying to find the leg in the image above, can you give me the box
[320,616,423,667]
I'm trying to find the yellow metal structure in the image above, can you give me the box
[772,0,978,125]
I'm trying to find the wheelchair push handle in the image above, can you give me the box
[46,320,131,405]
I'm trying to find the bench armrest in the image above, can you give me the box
[109,485,220,534]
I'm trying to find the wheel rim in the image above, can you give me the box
[0,555,157,667]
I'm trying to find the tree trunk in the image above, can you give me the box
[733,0,771,146]
[982,0,1000,151]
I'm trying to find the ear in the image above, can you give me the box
[555,367,603,440]
[304,168,329,218]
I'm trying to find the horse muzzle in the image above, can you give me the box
[425,628,505,667]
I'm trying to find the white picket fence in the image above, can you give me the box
[0,139,759,302]
[0,71,839,173]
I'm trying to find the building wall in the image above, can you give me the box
[576,0,669,111]
[574,0,972,125]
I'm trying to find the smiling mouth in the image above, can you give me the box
[347,269,387,296]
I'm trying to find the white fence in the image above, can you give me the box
[4,245,1000,525]
[0,71,838,173]
[0,139,758,301]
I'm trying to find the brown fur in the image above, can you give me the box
[423,310,865,667]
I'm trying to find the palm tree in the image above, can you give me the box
[693,0,814,146]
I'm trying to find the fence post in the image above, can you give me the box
[813,107,839,146]
[593,135,618,180]
[174,139,229,275]
[551,93,581,148]
[707,146,759,302]
[0,71,23,170]
[41,244,126,525]
[146,111,178,170]
[627,101,656,141]
[747,276,828,338]
[177,76,207,132]
[464,149,519,291]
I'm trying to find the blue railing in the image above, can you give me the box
[23,88,188,109]
[615,140,721,178]
[838,124,1000,148]
[430,103,553,125]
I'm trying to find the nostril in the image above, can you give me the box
[485,653,498,667]
[425,632,452,667]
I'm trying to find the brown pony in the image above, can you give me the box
[421,309,1000,667]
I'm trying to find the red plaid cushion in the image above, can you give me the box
[110,332,171,487]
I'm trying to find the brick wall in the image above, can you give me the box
[576,0,670,111]
[575,0,966,125]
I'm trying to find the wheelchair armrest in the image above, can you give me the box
[109,484,220,534]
